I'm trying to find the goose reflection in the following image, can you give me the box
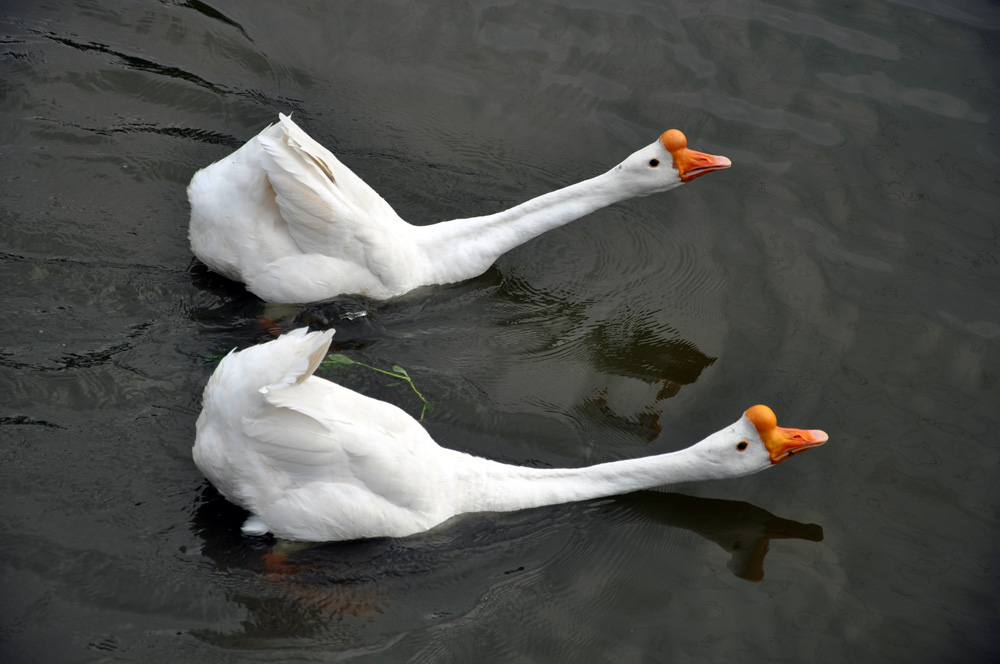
[482,277,718,426]
[190,484,823,642]
[612,491,823,582]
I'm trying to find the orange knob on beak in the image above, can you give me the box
[744,404,829,464]
[660,129,732,182]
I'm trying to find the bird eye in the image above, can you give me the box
[737,441,748,451]
[649,159,660,167]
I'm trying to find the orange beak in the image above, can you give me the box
[660,129,732,182]
[744,405,829,465]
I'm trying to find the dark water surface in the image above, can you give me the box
[2,0,998,661]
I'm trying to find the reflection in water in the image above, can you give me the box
[576,304,716,440]
[191,484,823,642]
[616,491,823,582]
[485,276,719,441]
[587,314,715,399]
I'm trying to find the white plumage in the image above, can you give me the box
[187,115,731,303]
[193,328,829,542]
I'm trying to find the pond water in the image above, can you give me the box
[2,0,998,661]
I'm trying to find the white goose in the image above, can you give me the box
[193,328,829,542]
[187,114,731,303]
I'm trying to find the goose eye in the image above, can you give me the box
[737,441,748,451]
[649,158,660,167]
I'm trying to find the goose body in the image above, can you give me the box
[193,329,828,542]
[187,115,731,303]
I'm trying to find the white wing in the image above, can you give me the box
[256,114,407,265]
[242,375,442,510]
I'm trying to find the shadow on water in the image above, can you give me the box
[614,491,823,582]
[190,483,823,643]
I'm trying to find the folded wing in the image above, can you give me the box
[256,114,406,265]
[242,376,442,510]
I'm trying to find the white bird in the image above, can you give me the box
[187,114,731,303]
[193,328,829,542]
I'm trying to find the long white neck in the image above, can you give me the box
[451,439,737,516]
[416,166,643,285]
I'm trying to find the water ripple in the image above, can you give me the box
[818,72,990,122]
[708,0,901,59]
[668,90,843,146]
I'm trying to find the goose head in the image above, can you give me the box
[615,129,732,196]
[688,405,829,480]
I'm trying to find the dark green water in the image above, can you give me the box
[2,1,998,661]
